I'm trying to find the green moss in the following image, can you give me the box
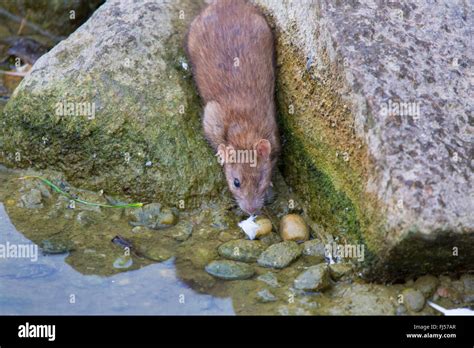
[0,0,230,209]
[272,33,383,270]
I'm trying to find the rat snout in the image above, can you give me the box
[239,200,262,216]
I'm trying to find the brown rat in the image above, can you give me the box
[185,0,280,215]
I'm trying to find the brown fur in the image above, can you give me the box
[185,0,280,214]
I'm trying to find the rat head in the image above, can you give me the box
[217,139,273,215]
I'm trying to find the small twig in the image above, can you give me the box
[18,175,144,209]
[0,70,28,77]
[0,7,64,44]
[17,17,26,35]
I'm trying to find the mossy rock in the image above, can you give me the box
[254,0,474,280]
[1,0,229,209]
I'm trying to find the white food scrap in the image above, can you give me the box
[238,215,259,240]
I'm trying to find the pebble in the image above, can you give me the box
[302,239,326,258]
[257,241,301,269]
[257,272,280,288]
[414,275,439,297]
[402,288,425,312]
[218,239,265,262]
[144,246,173,262]
[76,211,97,227]
[461,274,474,302]
[155,208,177,227]
[41,239,74,254]
[20,189,43,209]
[205,260,255,280]
[259,232,282,247]
[436,286,462,304]
[461,274,474,294]
[279,214,309,242]
[130,203,178,229]
[257,289,277,303]
[329,263,352,280]
[5,199,15,207]
[132,226,148,233]
[294,263,331,291]
[113,256,133,269]
[254,217,273,238]
[170,222,193,241]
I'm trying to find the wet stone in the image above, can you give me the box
[279,214,309,242]
[130,203,178,229]
[113,256,133,269]
[461,274,474,302]
[19,189,43,209]
[205,260,255,280]
[143,246,173,262]
[461,274,474,294]
[76,211,98,227]
[41,239,74,255]
[254,217,273,238]
[257,241,301,269]
[257,272,280,288]
[218,239,265,263]
[294,263,331,291]
[435,286,463,304]
[158,208,178,226]
[169,221,193,241]
[131,226,148,233]
[402,288,425,312]
[302,239,326,258]
[257,289,277,303]
[329,263,352,281]
[414,275,439,298]
[259,232,282,247]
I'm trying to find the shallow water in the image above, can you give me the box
[0,203,234,315]
[0,166,472,316]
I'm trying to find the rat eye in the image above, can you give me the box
[233,178,241,188]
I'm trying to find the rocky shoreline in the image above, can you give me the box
[1,165,472,315]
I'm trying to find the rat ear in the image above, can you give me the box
[255,139,271,159]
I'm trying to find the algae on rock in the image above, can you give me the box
[1,0,229,209]
[253,0,474,280]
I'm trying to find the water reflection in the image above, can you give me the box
[0,203,234,315]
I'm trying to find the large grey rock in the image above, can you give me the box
[1,0,228,209]
[253,0,474,280]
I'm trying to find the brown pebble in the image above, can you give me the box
[279,214,309,242]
